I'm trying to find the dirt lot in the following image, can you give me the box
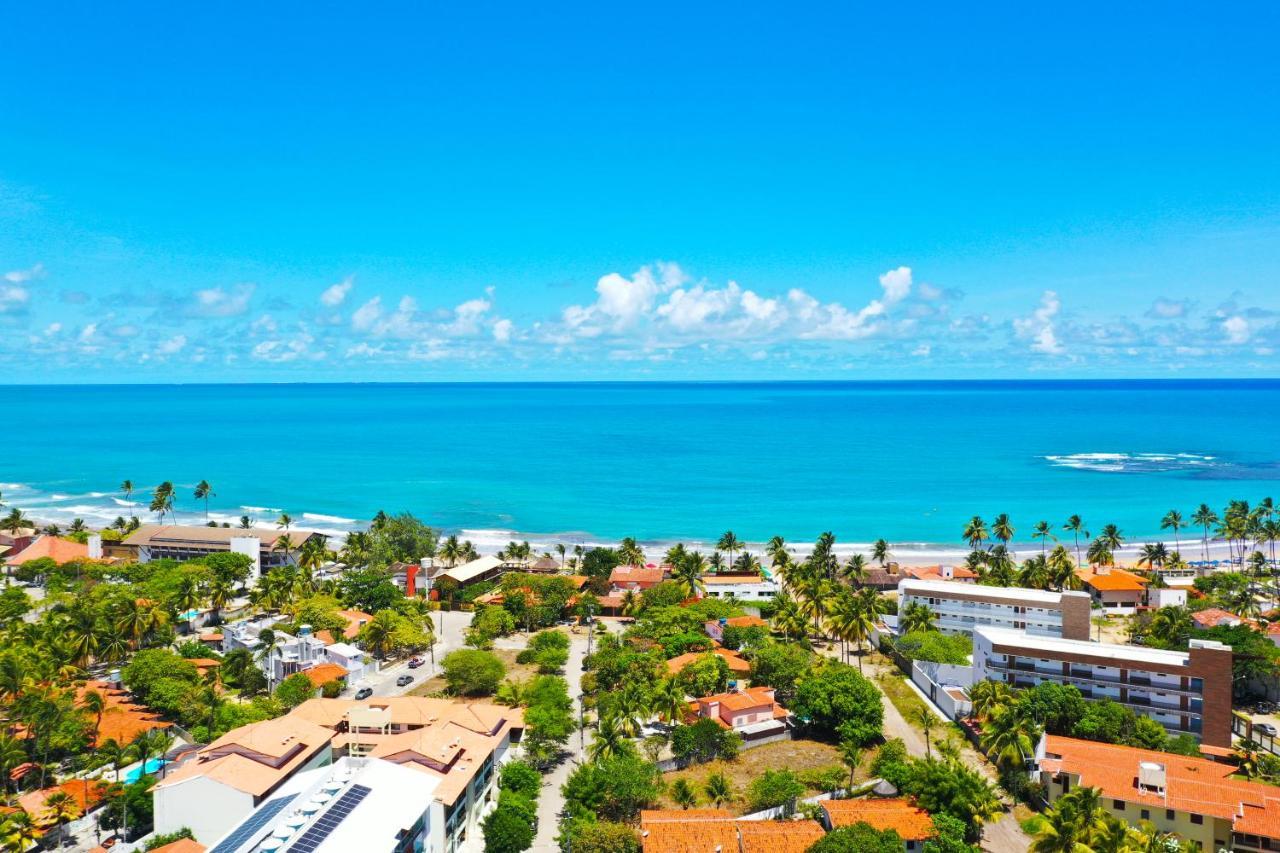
[657,738,870,813]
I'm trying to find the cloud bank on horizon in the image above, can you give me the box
[2,256,1276,380]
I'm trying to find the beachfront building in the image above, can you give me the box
[1034,735,1280,852]
[223,617,334,686]
[434,554,521,589]
[704,614,769,643]
[700,573,780,601]
[686,685,790,740]
[0,526,36,561]
[609,565,666,591]
[115,524,323,576]
[639,810,826,853]
[973,625,1234,746]
[1075,565,1148,612]
[897,578,1093,640]
[154,696,522,851]
[901,564,978,584]
[820,798,935,851]
[6,534,89,567]
[201,756,440,853]
[153,715,336,843]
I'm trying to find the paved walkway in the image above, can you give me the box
[529,627,589,851]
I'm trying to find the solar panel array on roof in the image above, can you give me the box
[210,794,297,853]
[288,784,371,852]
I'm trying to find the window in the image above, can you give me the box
[1191,814,1203,825]
[1166,809,1174,820]
[1113,800,1125,810]
[1141,810,1150,820]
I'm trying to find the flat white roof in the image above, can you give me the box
[439,554,505,583]
[899,578,1068,605]
[974,626,1192,667]
[324,642,364,658]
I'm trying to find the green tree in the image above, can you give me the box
[482,792,536,853]
[704,772,733,807]
[561,754,662,822]
[670,777,699,809]
[791,661,883,745]
[807,823,904,853]
[274,672,316,709]
[193,480,215,521]
[745,769,804,811]
[442,649,506,696]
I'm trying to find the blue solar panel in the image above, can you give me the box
[288,784,371,852]
[210,794,298,853]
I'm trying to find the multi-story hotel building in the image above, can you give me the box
[973,625,1233,746]
[898,579,1093,640]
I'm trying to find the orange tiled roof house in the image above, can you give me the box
[687,685,790,741]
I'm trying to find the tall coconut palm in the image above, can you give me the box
[898,601,938,634]
[439,535,462,568]
[588,712,629,761]
[175,574,203,634]
[651,677,687,726]
[42,789,81,848]
[842,553,868,586]
[149,481,175,523]
[716,531,742,572]
[618,537,644,567]
[256,628,283,688]
[770,593,808,642]
[192,480,214,521]
[765,536,787,567]
[871,539,890,567]
[555,542,567,568]
[992,514,1015,551]
[914,706,937,759]
[671,553,706,598]
[1191,503,1219,563]
[1032,520,1056,557]
[0,733,27,798]
[967,679,1013,720]
[0,811,38,853]
[120,480,134,502]
[848,587,882,670]
[963,516,990,550]
[358,611,399,660]
[1160,509,1185,555]
[1097,524,1124,554]
[981,702,1041,771]
[276,512,293,531]
[1063,515,1087,566]
[1136,542,1168,569]
[838,739,862,790]
[1047,545,1080,591]
[1029,787,1106,853]
[1086,537,1114,568]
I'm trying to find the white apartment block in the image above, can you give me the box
[898,579,1093,641]
[702,573,780,601]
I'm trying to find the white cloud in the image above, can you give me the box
[156,334,188,355]
[3,263,44,283]
[1147,297,1190,319]
[492,319,513,343]
[657,282,740,332]
[43,322,62,336]
[320,276,354,307]
[1013,290,1065,355]
[563,262,688,335]
[78,323,98,343]
[912,343,932,357]
[191,283,255,317]
[352,297,383,332]
[0,283,30,314]
[879,266,913,304]
[1222,315,1250,344]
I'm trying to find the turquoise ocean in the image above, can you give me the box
[3,380,1279,557]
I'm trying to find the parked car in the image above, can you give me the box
[1257,723,1278,738]
[396,674,414,687]
[354,687,373,700]
[407,657,424,669]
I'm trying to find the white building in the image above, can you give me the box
[323,642,368,684]
[200,756,440,853]
[898,579,1093,640]
[972,625,1234,747]
[701,573,780,601]
[223,618,336,686]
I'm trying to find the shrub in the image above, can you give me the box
[483,791,536,853]
[562,754,662,822]
[807,823,904,853]
[745,769,804,812]
[893,631,971,665]
[499,760,542,800]
[557,819,640,853]
[669,719,741,764]
[791,661,883,745]
[443,649,506,696]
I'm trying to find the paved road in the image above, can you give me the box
[529,627,590,851]
[357,606,469,699]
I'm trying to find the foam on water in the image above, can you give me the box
[1044,452,1217,473]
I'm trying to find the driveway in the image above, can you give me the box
[529,627,590,851]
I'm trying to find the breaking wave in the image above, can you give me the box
[1044,452,1217,474]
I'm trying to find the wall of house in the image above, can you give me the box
[1041,772,1225,851]
[154,775,255,844]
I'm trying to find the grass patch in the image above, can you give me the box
[657,738,848,814]
[1019,814,1048,836]
[875,670,930,723]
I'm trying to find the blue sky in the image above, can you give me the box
[2,3,1278,381]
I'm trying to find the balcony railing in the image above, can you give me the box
[986,660,1201,697]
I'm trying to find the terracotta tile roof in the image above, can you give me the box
[8,536,89,565]
[820,798,935,840]
[666,648,751,675]
[610,565,665,586]
[738,819,826,853]
[1191,608,1243,628]
[150,840,206,853]
[1267,622,1280,637]
[152,715,334,797]
[198,632,224,642]
[18,779,108,820]
[1043,735,1280,837]
[702,574,769,585]
[1076,566,1148,591]
[903,564,978,581]
[76,680,173,746]
[723,615,768,629]
[336,609,373,639]
[301,662,348,687]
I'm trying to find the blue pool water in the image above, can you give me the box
[3,380,1279,553]
[124,758,166,783]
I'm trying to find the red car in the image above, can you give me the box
[407,657,424,669]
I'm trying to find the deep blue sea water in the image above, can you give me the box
[3,380,1279,555]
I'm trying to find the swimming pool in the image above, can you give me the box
[124,758,166,783]
[178,609,200,622]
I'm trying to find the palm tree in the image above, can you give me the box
[239,514,254,529]
[79,688,107,754]
[555,542,567,568]
[618,537,645,567]
[42,789,81,848]
[704,772,733,807]
[651,677,687,726]
[358,611,399,660]
[914,706,936,759]
[1063,515,1087,566]
[0,809,38,853]
[69,518,87,534]
[1136,542,1168,569]
[194,480,215,521]
[838,739,862,790]
[588,712,629,761]
[0,733,27,798]
[770,593,808,643]
[967,679,1013,720]
[870,538,890,567]
[277,512,293,531]
[671,553,706,598]
[1029,787,1106,853]
[848,587,882,670]
[256,628,282,688]
[273,533,296,566]
[175,574,203,634]
[716,531,741,572]
[963,516,989,550]
[298,536,335,574]
[765,536,787,567]
[1146,605,1192,649]
[1086,537,1113,568]
[1160,509,1185,555]
[1032,520,1056,557]
[992,514,1015,551]
[898,601,937,634]
[1097,523,1124,554]
[439,535,462,568]
[670,778,699,809]
[149,481,175,522]
[0,508,30,535]
[1192,503,1219,563]
[1047,546,1080,591]
[842,553,867,586]
[980,702,1041,771]
[120,480,133,502]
